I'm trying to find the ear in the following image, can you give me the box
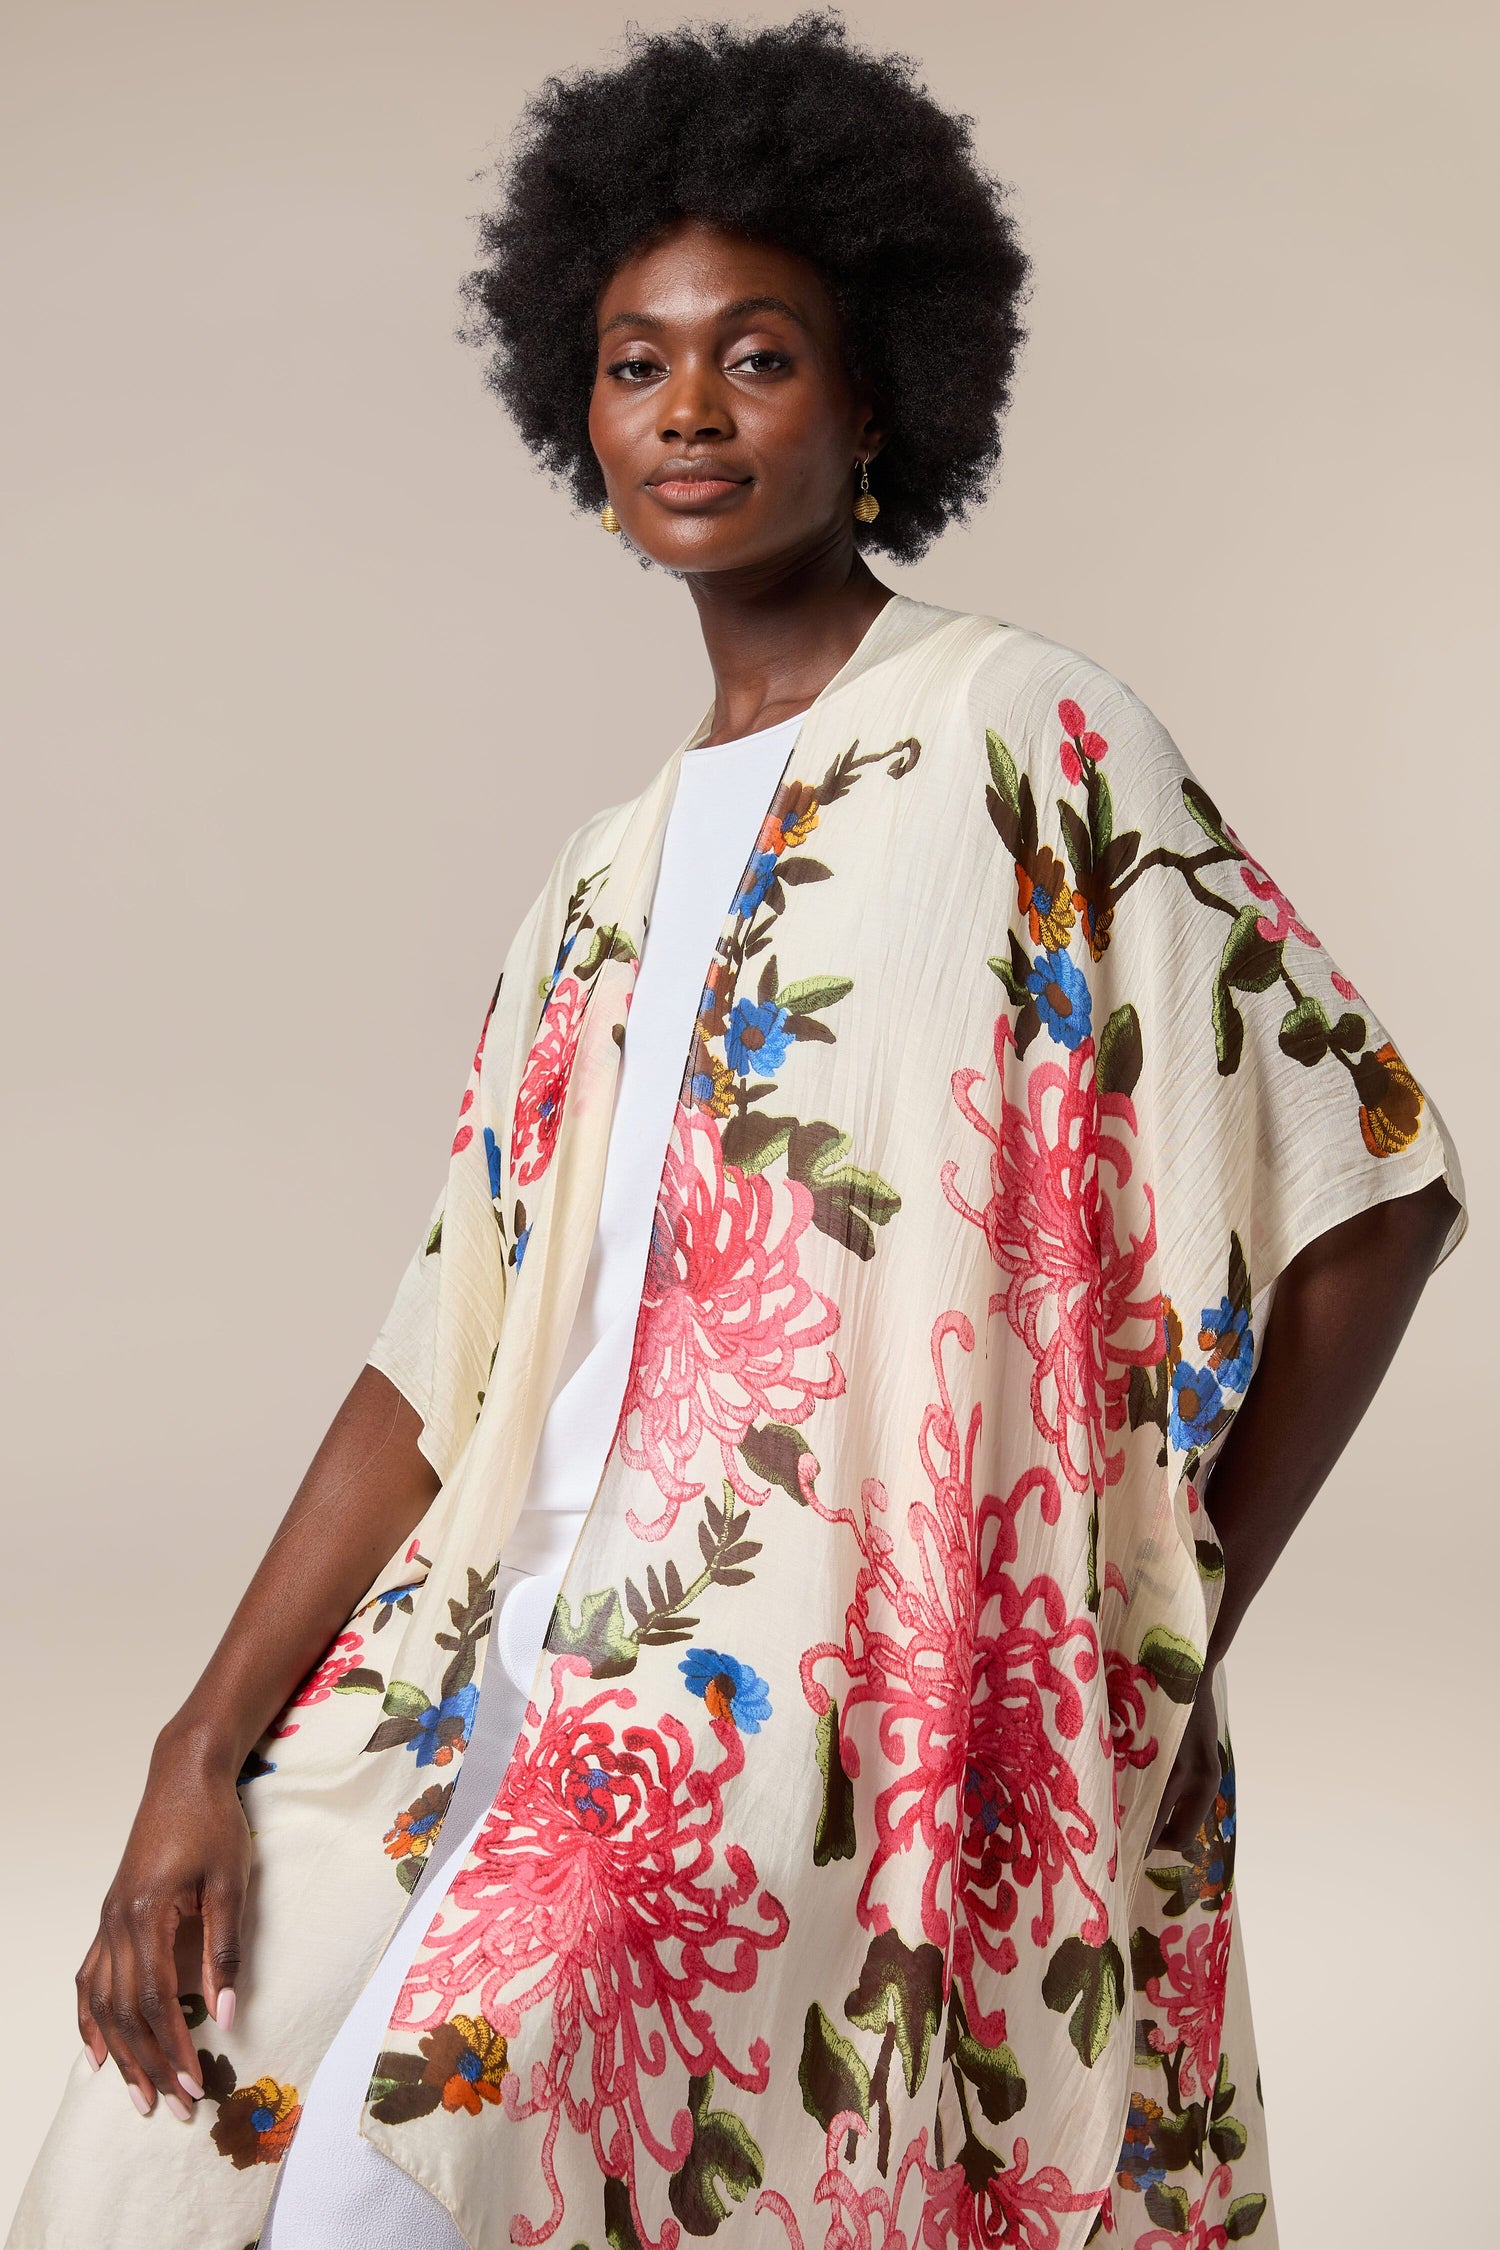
[854,390,888,464]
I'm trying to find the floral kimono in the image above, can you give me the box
[11,593,1465,2250]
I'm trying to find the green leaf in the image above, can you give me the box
[1226,2193,1268,2238]
[1087,765,1114,856]
[1328,1010,1367,1053]
[986,728,1021,814]
[1181,778,1237,851]
[1212,977,1244,1076]
[1130,1926,1169,1991]
[944,1992,1028,2124]
[740,1420,814,1505]
[775,974,853,1015]
[1195,1538,1225,1579]
[720,1110,794,1176]
[988,953,1029,1005]
[424,1212,444,1256]
[667,2070,765,2236]
[843,1928,944,2098]
[1145,2183,1191,2232]
[799,2002,869,2134]
[1227,1230,1251,1316]
[1041,1936,1125,2067]
[1278,994,1330,1067]
[379,1679,431,1722]
[334,1667,385,1697]
[605,2171,648,2250]
[813,1700,857,1864]
[1138,1626,1204,1706]
[1095,1003,1143,1098]
[1219,904,1284,995]
[1057,797,1093,885]
[1209,2115,1249,2164]
[548,1586,639,1679]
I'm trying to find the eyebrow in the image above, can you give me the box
[599,293,809,339]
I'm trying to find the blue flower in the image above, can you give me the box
[513,1221,532,1269]
[483,1125,502,1201]
[1024,948,1093,1050]
[678,1648,772,1733]
[733,850,780,918]
[1169,1361,1226,1452]
[411,1683,479,1768]
[1117,2096,1168,2192]
[726,998,793,1077]
[1196,1295,1253,1392]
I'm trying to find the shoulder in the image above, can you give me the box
[953,614,1186,789]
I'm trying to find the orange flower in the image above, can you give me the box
[1355,1043,1422,1157]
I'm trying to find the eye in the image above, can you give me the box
[730,349,791,375]
[606,356,663,382]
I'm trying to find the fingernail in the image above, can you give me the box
[213,1988,236,2035]
[177,2071,205,2101]
[164,2093,192,2123]
[84,2048,102,2073]
[129,2085,152,2117]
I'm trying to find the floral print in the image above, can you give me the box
[14,599,1462,2250]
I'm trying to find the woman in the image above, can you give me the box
[9,14,1465,2250]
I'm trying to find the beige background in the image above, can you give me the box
[2,1,1494,2238]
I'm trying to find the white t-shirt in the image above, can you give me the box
[490,711,805,1683]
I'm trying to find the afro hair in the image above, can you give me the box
[458,9,1030,564]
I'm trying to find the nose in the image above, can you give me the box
[657,356,736,444]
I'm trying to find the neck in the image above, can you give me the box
[685,533,895,746]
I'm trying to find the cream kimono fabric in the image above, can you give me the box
[11,595,1466,2250]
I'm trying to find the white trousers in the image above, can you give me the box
[259,1565,559,2249]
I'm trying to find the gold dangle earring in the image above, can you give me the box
[852,458,879,523]
[600,501,621,534]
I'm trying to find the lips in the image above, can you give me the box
[646,462,752,506]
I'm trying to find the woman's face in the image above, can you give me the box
[588,218,882,575]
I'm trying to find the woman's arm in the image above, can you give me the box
[1149,1172,1458,1850]
[76,1363,440,2118]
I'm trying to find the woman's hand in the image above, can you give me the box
[76,1727,250,2118]
[1147,1669,1222,1855]
[69,1365,441,2118]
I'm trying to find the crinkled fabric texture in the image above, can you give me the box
[10,595,1465,2250]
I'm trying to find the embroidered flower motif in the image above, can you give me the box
[689,1048,739,1117]
[1025,948,1093,1050]
[678,1647,773,1732]
[208,2075,301,2169]
[270,1631,365,1737]
[1117,2094,1169,2193]
[368,1582,419,1633]
[1057,697,1110,788]
[384,1781,454,1864]
[1144,1906,1235,2104]
[1234,854,1320,948]
[805,1314,1104,2057]
[1196,1296,1253,1391]
[1354,1041,1423,1157]
[420,2013,509,2114]
[483,1123,502,1200]
[615,1105,844,1536]
[916,2130,1102,2250]
[726,995,795,1076]
[511,973,588,1187]
[945,1020,1165,1495]
[411,1683,479,1768]
[391,1662,790,2250]
[1015,841,1077,953]
[1168,1361,1228,1453]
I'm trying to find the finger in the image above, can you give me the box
[89,1927,156,2116]
[201,1871,244,2037]
[106,1900,197,2121]
[74,1935,109,2071]
[1156,1767,1219,1852]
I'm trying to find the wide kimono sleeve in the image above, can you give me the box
[988,646,1467,1397]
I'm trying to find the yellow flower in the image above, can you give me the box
[1355,1043,1423,1157]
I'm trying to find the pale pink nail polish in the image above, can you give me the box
[84,2048,102,2073]
[177,2071,205,2101]
[129,2085,152,2117]
[213,1987,236,2035]
[164,2093,192,2123]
